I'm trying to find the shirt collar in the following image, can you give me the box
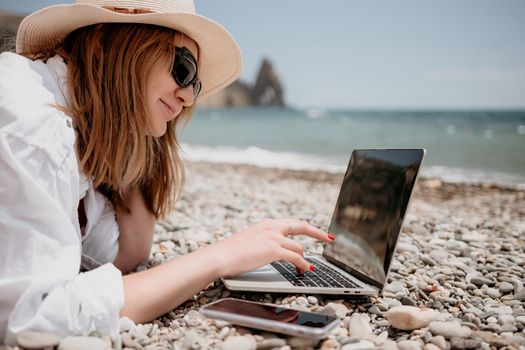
[44,54,69,107]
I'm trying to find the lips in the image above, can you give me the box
[160,99,174,114]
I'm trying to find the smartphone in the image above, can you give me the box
[199,298,339,339]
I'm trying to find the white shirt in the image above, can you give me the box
[0,52,125,344]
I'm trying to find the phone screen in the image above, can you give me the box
[204,299,337,328]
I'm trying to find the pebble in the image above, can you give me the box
[382,297,403,309]
[182,330,200,349]
[307,296,318,304]
[287,336,317,349]
[470,276,495,287]
[256,337,286,349]
[423,344,441,350]
[398,340,422,350]
[471,331,510,347]
[385,306,438,330]
[219,327,230,339]
[221,335,256,350]
[348,313,372,339]
[485,288,501,299]
[320,338,340,350]
[58,336,110,350]
[429,321,472,339]
[514,288,525,301]
[384,281,405,294]
[324,302,350,318]
[449,337,481,349]
[499,282,514,293]
[16,331,60,349]
[429,335,447,350]
[401,296,418,307]
[340,340,375,350]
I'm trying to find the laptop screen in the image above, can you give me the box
[323,149,424,288]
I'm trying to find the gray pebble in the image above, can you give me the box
[485,288,501,299]
[449,337,481,349]
[514,288,525,301]
[498,282,514,293]
[367,305,382,315]
[470,276,495,287]
[401,296,417,306]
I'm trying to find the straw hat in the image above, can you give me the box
[16,0,242,99]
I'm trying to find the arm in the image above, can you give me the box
[0,132,124,344]
[120,219,333,323]
[113,187,156,274]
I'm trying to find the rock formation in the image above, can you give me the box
[199,58,286,108]
[249,58,285,107]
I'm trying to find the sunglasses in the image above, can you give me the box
[171,46,202,99]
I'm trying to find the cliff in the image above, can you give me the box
[199,58,286,107]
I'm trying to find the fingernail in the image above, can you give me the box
[328,233,336,241]
[296,267,305,275]
[309,264,315,272]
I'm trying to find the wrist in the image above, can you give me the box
[200,242,230,279]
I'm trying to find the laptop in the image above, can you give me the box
[222,149,425,295]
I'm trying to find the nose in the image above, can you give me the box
[175,84,195,107]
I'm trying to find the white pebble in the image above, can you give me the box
[221,335,256,350]
[385,306,439,330]
[348,313,372,339]
[429,321,472,339]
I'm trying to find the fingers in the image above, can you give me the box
[285,219,335,243]
[278,248,312,272]
[279,236,304,257]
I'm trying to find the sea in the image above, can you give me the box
[179,108,525,188]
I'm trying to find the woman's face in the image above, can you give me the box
[145,32,199,137]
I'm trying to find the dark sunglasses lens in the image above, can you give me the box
[175,60,196,86]
[172,47,201,97]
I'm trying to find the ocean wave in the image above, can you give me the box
[180,143,345,173]
[180,143,525,188]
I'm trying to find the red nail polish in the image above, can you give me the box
[309,265,315,272]
[328,233,336,241]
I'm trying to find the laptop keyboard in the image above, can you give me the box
[270,257,362,289]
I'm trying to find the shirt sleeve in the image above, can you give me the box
[0,130,124,344]
[81,185,121,271]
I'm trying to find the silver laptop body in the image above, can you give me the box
[222,149,426,296]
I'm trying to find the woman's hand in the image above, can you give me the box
[211,219,335,278]
[120,218,334,323]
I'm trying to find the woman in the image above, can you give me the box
[0,0,334,344]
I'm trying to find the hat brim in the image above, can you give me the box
[16,4,242,99]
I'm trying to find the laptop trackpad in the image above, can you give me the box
[226,264,286,282]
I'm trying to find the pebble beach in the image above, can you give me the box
[7,161,525,350]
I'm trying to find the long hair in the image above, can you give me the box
[24,23,192,218]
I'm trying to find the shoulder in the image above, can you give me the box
[0,52,75,169]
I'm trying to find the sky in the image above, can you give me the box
[2,0,525,110]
